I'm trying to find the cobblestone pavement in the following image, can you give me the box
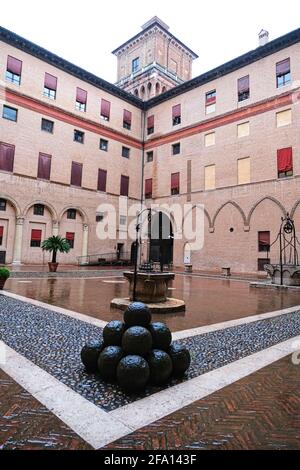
[0,369,91,450]
[104,356,300,450]
[1,295,300,411]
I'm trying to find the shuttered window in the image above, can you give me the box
[0,142,15,173]
[30,229,42,247]
[145,178,153,199]
[100,99,111,121]
[276,58,291,88]
[237,122,250,138]
[205,90,216,114]
[276,109,292,128]
[0,226,4,245]
[120,175,129,196]
[37,153,51,180]
[204,165,216,190]
[71,162,83,187]
[66,232,75,249]
[237,157,250,185]
[6,56,22,85]
[97,169,107,192]
[76,88,87,112]
[277,147,293,178]
[147,115,154,134]
[123,110,132,130]
[171,172,180,195]
[205,132,215,147]
[258,231,270,252]
[238,75,250,101]
[44,73,57,99]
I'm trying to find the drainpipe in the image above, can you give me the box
[138,108,146,266]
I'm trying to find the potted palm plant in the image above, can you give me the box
[0,267,10,290]
[42,235,71,272]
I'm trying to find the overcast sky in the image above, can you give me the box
[1,1,300,84]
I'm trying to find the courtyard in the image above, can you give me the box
[1,267,300,450]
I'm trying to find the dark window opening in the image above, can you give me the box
[100,138,108,151]
[132,57,140,73]
[2,106,18,122]
[74,130,84,144]
[67,209,77,220]
[258,231,270,252]
[122,146,130,159]
[41,118,54,133]
[172,143,180,155]
[147,151,154,163]
[0,199,7,211]
[33,204,45,216]
[258,258,270,272]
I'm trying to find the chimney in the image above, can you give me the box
[259,29,269,47]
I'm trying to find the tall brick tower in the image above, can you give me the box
[112,17,198,100]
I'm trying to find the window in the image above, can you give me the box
[0,199,7,211]
[96,212,104,222]
[0,226,3,245]
[237,122,250,138]
[43,73,57,100]
[75,87,87,112]
[276,59,291,88]
[120,175,129,197]
[97,169,107,192]
[237,157,250,185]
[146,151,153,163]
[37,153,51,180]
[30,229,42,247]
[258,231,270,252]
[6,56,22,85]
[2,105,17,122]
[276,109,292,128]
[67,209,77,220]
[132,57,140,73]
[205,165,216,190]
[205,132,215,147]
[100,138,108,151]
[66,232,75,249]
[0,142,15,173]
[147,115,154,135]
[100,99,110,121]
[122,146,130,159]
[33,204,45,216]
[74,129,84,143]
[171,173,180,195]
[172,104,181,126]
[70,162,83,187]
[277,147,293,178]
[123,110,132,130]
[258,258,270,272]
[238,76,250,102]
[172,143,181,155]
[41,118,54,133]
[120,215,127,226]
[145,178,152,199]
[205,90,216,114]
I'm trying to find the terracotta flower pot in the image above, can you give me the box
[0,278,7,290]
[48,262,59,273]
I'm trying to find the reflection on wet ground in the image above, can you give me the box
[5,274,300,332]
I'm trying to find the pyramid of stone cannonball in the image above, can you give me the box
[80,302,191,393]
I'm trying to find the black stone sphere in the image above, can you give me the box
[98,346,123,382]
[122,326,152,356]
[124,302,151,328]
[148,322,172,351]
[168,344,191,377]
[103,320,126,346]
[117,355,150,393]
[147,349,173,385]
[80,339,104,373]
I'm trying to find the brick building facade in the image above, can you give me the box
[0,18,300,272]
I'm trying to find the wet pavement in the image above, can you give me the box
[5,274,300,332]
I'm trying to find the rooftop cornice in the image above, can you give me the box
[112,21,199,59]
[0,25,145,109]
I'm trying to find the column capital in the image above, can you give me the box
[52,220,60,228]
[16,217,25,226]
[83,224,89,232]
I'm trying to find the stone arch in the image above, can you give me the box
[134,88,139,97]
[23,200,58,221]
[59,206,89,224]
[162,86,167,93]
[247,197,286,226]
[182,204,213,229]
[213,201,247,228]
[290,200,300,219]
[0,194,21,217]
[155,82,160,95]
[140,86,145,99]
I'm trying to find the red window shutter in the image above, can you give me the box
[66,232,75,241]
[31,229,42,241]
[7,56,22,74]
[145,178,152,197]
[0,142,15,172]
[120,175,129,196]
[123,110,132,125]
[258,231,270,245]
[71,162,83,187]
[238,75,249,92]
[101,99,111,118]
[206,91,216,105]
[97,169,107,192]
[277,147,293,172]
[76,87,87,104]
[0,226,4,237]
[172,104,181,118]
[37,153,51,180]
[276,58,290,75]
[147,115,154,128]
[44,73,57,90]
[171,172,180,189]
